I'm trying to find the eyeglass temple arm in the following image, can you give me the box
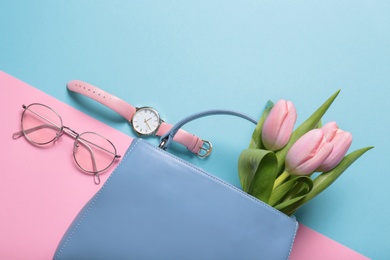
[12,124,61,139]
[74,139,101,185]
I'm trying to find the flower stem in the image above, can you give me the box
[273,170,290,189]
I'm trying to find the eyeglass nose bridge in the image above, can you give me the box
[62,125,79,137]
[61,126,80,149]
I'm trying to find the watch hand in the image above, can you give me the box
[144,119,152,130]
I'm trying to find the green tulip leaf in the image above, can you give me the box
[238,148,277,203]
[304,146,373,204]
[271,177,313,213]
[275,90,340,174]
[276,199,303,216]
[274,195,306,214]
[268,176,313,206]
[248,100,274,149]
[279,178,313,216]
[273,178,313,215]
[316,120,323,129]
[268,178,297,206]
[286,178,313,199]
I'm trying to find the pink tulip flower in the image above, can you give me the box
[285,128,333,175]
[262,100,297,151]
[316,122,352,172]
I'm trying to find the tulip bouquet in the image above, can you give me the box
[238,90,373,216]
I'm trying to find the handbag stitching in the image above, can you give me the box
[55,138,298,259]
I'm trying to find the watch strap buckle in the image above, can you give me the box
[196,140,212,158]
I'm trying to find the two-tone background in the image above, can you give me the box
[1,1,389,258]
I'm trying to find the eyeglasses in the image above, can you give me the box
[12,103,121,184]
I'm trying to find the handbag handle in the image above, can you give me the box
[159,109,258,156]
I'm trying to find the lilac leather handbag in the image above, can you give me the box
[54,110,298,260]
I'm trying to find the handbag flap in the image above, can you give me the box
[54,139,298,259]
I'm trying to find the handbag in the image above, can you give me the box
[53,110,298,260]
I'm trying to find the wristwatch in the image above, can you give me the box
[67,80,212,157]
[131,107,161,135]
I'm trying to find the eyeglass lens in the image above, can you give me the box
[74,132,117,173]
[22,104,62,145]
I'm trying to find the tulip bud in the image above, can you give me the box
[261,100,297,151]
[285,129,333,175]
[316,122,352,172]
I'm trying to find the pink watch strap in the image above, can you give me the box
[67,80,136,121]
[67,80,208,156]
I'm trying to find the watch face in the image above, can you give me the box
[132,107,161,135]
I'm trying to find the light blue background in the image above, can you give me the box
[1,1,388,258]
